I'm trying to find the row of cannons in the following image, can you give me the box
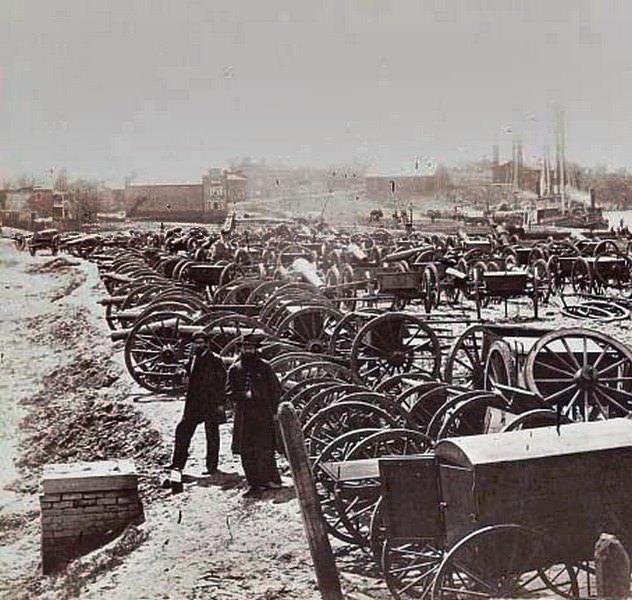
[0,215,612,595]
[17,221,632,322]
[68,222,632,599]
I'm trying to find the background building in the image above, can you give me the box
[124,169,247,221]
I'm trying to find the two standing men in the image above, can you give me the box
[170,333,282,497]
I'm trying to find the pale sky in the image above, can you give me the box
[2,0,632,184]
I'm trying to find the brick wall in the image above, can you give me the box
[40,460,143,574]
[125,183,204,218]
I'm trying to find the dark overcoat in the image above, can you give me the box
[184,349,227,422]
[226,357,281,455]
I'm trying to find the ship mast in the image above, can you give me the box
[556,107,566,214]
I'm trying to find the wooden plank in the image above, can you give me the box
[320,459,380,482]
[436,418,632,467]
[277,403,343,600]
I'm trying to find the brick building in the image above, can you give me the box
[125,169,247,221]
[0,186,54,214]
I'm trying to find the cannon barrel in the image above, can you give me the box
[111,321,268,342]
[289,258,325,287]
[98,295,127,306]
[382,245,431,263]
[100,272,137,284]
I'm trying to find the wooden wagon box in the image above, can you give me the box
[186,264,224,284]
[435,418,632,560]
[376,270,422,293]
[482,271,528,296]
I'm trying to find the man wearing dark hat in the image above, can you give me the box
[170,332,227,475]
[211,229,232,262]
[226,334,282,497]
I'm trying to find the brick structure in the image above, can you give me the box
[40,460,144,574]
[125,169,247,221]
[125,182,204,220]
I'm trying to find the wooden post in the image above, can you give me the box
[595,533,630,600]
[277,402,343,600]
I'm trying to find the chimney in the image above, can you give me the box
[492,144,499,166]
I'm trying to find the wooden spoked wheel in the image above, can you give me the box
[124,311,194,394]
[276,306,343,354]
[483,340,517,399]
[382,539,444,600]
[279,377,341,410]
[281,361,358,389]
[432,525,579,599]
[426,391,498,441]
[334,429,433,549]
[271,352,330,381]
[303,401,399,459]
[311,429,379,544]
[327,310,379,356]
[501,409,572,432]
[351,313,442,384]
[401,383,450,433]
[375,372,434,398]
[561,301,629,322]
[570,257,593,294]
[202,314,270,355]
[524,329,632,421]
[444,325,495,390]
[299,384,368,425]
[435,393,507,439]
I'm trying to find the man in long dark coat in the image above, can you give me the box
[171,332,227,475]
[227,336,282,497]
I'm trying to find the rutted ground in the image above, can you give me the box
[1,241,382,600]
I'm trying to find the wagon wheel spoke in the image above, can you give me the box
[594,385,632,413]
[546,383,578,404]
[540,345,577,375]
[533,359,575,377]
[596,357,629,376]
[560,338,582,370]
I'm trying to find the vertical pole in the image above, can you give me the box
[595,533,630,600]
[277,403,343,600]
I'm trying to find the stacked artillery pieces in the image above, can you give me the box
[63,222,632,599]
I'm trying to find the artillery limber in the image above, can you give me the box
[469,262,550,319]
[375,417,632,598]
[27,229,61,256]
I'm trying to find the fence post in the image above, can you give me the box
[277,402,343,600]
[595,533,630,599]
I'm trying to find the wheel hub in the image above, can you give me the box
[161,346,176,363]
[306,339,324,353]
[575,365,598,387]
[389,350,408,367]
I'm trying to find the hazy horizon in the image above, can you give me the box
[2,0,632,185]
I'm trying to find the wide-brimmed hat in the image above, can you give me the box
[191,331,209,342]
[239,333,265,347]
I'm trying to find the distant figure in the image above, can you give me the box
[170,332,227,476]
[227,335,282,498]
[211,230,232,262]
